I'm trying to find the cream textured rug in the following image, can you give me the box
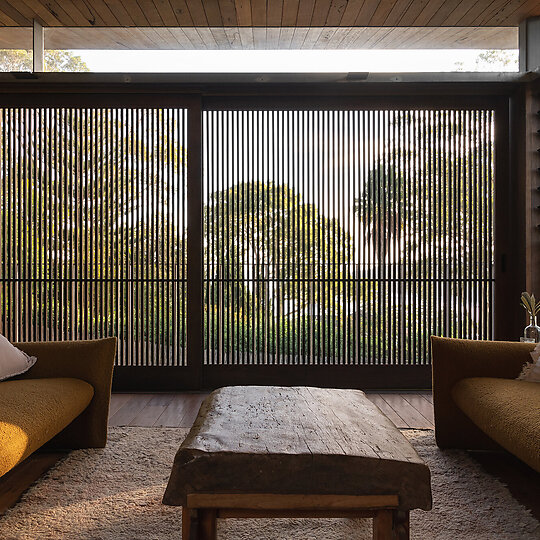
[1,427,538,540]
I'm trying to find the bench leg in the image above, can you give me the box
[182,507,191,539]
[195,509,217,540]
[373,509,393,540]
[393,510,410,540]
[182,508,216,540]
[373,509,410,540]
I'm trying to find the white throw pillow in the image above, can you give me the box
[517,342,540,383]
[0,334,37,381]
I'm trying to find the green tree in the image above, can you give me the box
[356,110,495,362]
[204,181,355,357]
[0,49,89,72]
[355,163,406,264]
[0,108,186,356]
[454,49,518,72]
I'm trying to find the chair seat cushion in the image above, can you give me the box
[452,377,540,472]
[0,378,94,477]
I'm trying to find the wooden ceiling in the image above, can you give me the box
[0,26,518,50]
[0,0,537,28]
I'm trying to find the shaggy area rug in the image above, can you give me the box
[1,427,538,540]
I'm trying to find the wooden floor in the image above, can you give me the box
[1,390,539,525]
[108,391,435,430]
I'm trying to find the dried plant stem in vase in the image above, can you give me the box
[520,292,540,343]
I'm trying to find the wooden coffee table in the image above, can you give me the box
[163,386,432,540]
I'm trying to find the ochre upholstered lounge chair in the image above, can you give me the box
[0,338,116,478]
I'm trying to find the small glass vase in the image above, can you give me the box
[524,315,540,343]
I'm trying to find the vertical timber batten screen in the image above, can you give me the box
[203,109,495,367]
[0,107,188,367]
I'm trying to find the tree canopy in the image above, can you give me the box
[0,49,89,72]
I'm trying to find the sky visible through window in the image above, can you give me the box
[69,48,519,73]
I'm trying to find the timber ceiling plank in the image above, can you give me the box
[8,0,71,26]
[383,26,420,47]
[210,27,230,47]
[252,27,266,47]
[180,27,206,47]
[0,12,21,27]
[217,0,238,26]
[328,26,349,46]
[77,0,122,25]
[339,0,365,27]
[152,26,181,46]
[134,0,164,25]
[117,0,148,25]
[314,26,337,46]
[466,0,515,25]
[16,0,64,26]
[522,0,540,19]
[426,0,464,26]
[369,0,402,25]
[379,25,414,47]
[49,0,96,26]
[251,0,267,25]
[153,0,180,26]
[354,0,382,26]
[0,1,29,26]
[266,26,280,45]
[302,26,323,46]
[185,0,208,25]
[147,27,175,46]
[281,0,300,26]
[0,27,30,47]
[397,0,429,26]
[296,0,316,26]
[70,0,107,26]
[310,0,333,25]
[44,0,80,26]
[442,0,478,26]
[383,0,417,26]
[325,0,348,26]
[238,26,254,47]
[480,0,530,26]
[266,0,284,26]
[353,26,383,47]
[167,0,194,25]
[224,26,242,47]
[100,0,136,25]
[203,0,224,26]
[411,0,447,25]
[234,0,252,25]
[19,25,517,49]
[399,25,442,47]
[289,26,309,47]
[131,27,165,46]
[279,26,294,47]
[0,0,538,29]
[334,26,358,47]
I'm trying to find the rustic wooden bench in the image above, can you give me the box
[163,386,432,540]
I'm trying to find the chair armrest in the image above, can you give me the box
[14,338,117,449]
[431,336,534,451]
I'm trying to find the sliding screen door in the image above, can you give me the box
[203,107,495,382]
[0,106,189,372]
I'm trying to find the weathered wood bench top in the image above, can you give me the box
[163,386,432,512]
